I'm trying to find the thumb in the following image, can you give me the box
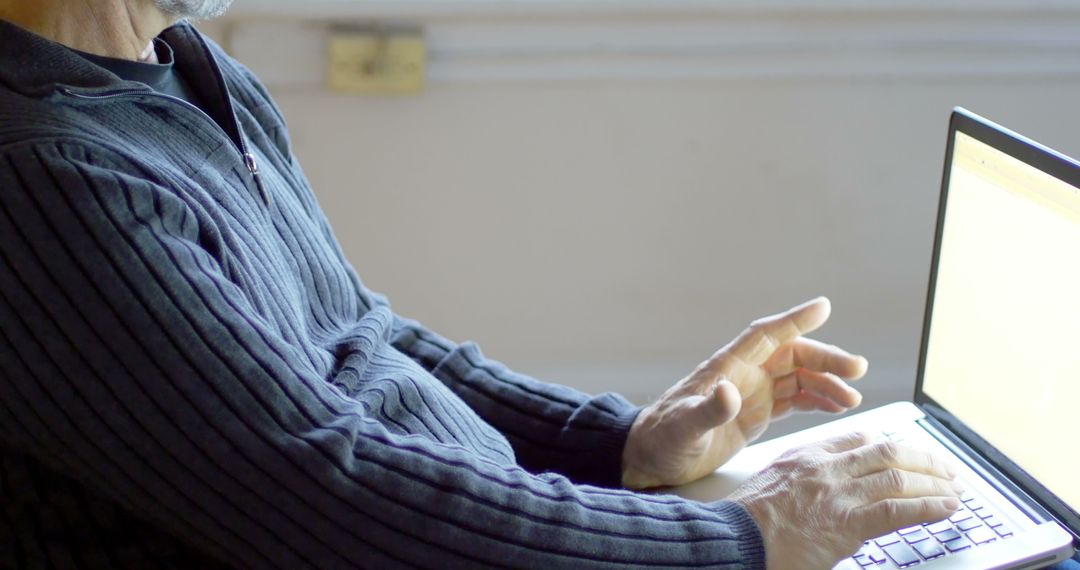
[691,378,742,432]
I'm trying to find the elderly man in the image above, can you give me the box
[0,0,967,568]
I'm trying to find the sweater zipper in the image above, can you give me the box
[58,87,271,207]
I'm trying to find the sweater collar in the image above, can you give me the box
[0,18,195,99]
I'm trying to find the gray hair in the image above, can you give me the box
[153,0,233,20]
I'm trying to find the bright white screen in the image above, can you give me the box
[922,131,1080,512]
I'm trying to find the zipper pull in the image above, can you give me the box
[243,152,271,206]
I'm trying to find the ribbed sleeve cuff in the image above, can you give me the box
[585,399,644,488]
[708,500,767,570]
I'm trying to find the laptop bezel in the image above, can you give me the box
[913,107,1080,541]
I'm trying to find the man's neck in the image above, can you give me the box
[0,0,176,61]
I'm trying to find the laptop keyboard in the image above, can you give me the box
[849,431,1015,568]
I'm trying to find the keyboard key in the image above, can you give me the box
[967,526,998,545]
[903,528,931,544]
[944,537,973,552]
[973,507,991,519]
[898,525,923,535]
[983,515,1003,528]
[993,525,1013,538]
[956,518,984,532]
[875,533,901,547]
[963,498,981,509]
[935,528,963,543]
[948,510,973,523]
[857,543,888,565]
[913,539,946,560]
[882,542,921,567]
[925,520,953,534]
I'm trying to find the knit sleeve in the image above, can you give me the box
[217,31,643,490]
[0,140,764,568]
[389,314,642,488]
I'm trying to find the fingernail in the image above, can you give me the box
[850,389,863,406]
[944,497,961,510]
[952,482,965,496]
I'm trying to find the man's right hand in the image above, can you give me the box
[728,432,964,569]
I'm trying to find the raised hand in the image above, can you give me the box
[621,297,868,489]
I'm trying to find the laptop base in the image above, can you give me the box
[667,403,1075,569]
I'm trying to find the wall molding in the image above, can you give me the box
[227,0,1080,19]
[221,1,1080,86]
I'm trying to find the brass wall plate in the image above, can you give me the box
[327,28,426,94]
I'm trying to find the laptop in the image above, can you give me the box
[672,108,1080,569]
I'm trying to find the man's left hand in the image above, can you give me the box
[621,297,868,489]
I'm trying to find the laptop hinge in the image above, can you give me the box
[917,415,1056,526]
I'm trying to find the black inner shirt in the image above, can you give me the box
[74,37,206,112]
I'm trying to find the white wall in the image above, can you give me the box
[208,1,1080,437]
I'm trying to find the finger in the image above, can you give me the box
[853,469,964,503]
[772,369,862,408]
[763,337,869,380]
[772,393,842,417]
[720,297,832,368]
[841,440,958,480]
[773,376,796,400]
[771,398,794,420]
[785,390,849,414]
[689,378,742,432]
[850,497,962,540]
[816,431,875,454]
[770,392,846,420]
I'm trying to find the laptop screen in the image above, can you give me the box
[920,125,1080,516]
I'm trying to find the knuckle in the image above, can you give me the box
[923,451,940,474]
[841,431,872,450]
[854,431,874,446]
[876,441,899,463]
[884,469,907,494]
[882,499,902,521]
[774,450,806,470]
[919,497,939,519]
[800,453,827,473]
[777,448,827,473]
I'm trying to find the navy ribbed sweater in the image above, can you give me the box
[0,19,765,569]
